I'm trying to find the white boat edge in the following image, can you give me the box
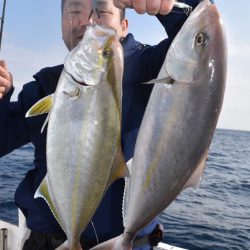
[0,210,31,250]
[0,210,186,250]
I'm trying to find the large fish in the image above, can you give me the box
[91,0,227,249]
[26,25,126,250]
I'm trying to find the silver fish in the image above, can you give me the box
[91,0,227,249]
[26,25,126,250]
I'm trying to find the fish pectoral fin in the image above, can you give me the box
[41,113,50,133]
[35,176,64,231]
[182,150,208,191]
[141,76,174,85]
[25,94,54,117]
[109,148,130,185]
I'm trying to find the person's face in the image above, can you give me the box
[62,0,128,51]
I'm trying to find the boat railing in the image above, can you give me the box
[0,228,7,250]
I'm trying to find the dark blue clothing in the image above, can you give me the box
[0,1,201,247]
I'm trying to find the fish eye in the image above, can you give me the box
[102,48,113,58]
[195,33,209,47]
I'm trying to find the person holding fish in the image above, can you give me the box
[0,0,206,249]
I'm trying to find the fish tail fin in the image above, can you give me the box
[55,240,82,250]
[90,234,132,250]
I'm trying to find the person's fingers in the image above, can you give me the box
[0,60,7,70]
[146,0,161,15]
[113,0,132,9]
[114,0,175,15]
[160,0,175,15]
[0,67,13,98]
[131,0,147,14]
[0,86,6,92]
[0,65,11,81]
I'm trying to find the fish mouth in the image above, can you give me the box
[72,77,89,87]
[76,80,88,86]
[65,69,89,86]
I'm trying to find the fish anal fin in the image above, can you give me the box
[25,94,54,117]
[35,176,64,231]
[122,158,133,227]
[108,148,130,186]
[183,150,208,191]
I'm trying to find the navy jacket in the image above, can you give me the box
[0,1,201,246]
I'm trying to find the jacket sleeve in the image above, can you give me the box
[137,0,202,83]
[0,86,30,157]
[157,0,204,40]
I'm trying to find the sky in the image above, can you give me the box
[1,0,249,131]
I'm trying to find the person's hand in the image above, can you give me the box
[0,60,13,99]
[113,0,175,15]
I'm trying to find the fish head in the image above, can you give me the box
[165,0,227,84]
[64,24,123,86]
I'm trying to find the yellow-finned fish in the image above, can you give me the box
[26,25,127,250]
[91,1,227,249]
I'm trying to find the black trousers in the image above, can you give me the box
[22,231,98,250]
[22,223,163,250]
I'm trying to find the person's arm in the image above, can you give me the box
[0,60,30,157]
[157,0,202,40]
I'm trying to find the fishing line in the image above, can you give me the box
[0,0,7,51]
[91,220,100,244]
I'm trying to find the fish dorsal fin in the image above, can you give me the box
[122,158,133,227]
[108,148,130,186]
[183,150,208,191]
[34,176,64,232]
[25,94,54,117]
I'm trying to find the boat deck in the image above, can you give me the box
[1,215,186,250]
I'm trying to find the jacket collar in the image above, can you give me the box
[33,64,63,96]
[121,33,141,58]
